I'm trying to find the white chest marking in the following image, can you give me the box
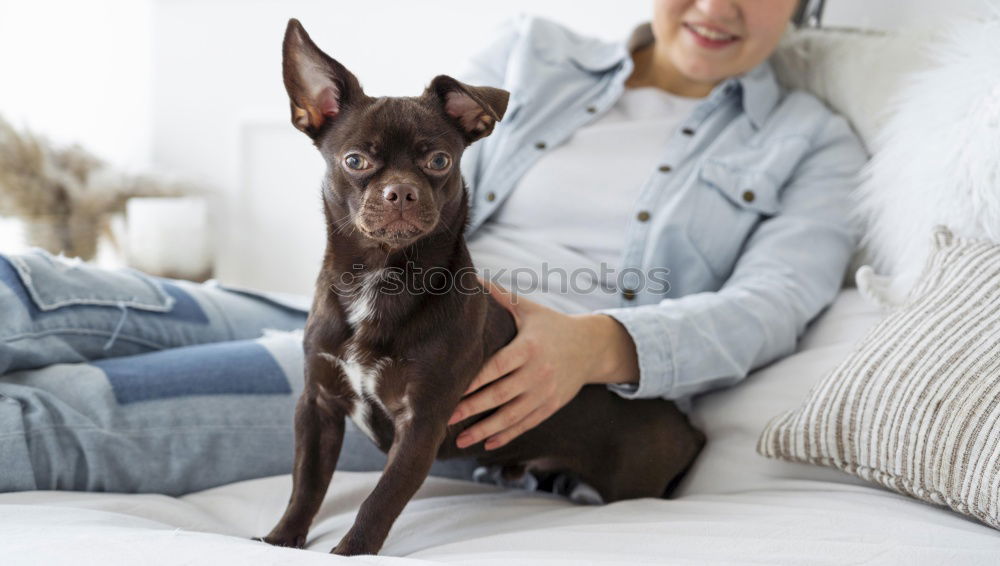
[319,349,390,444]
[345,269,385,328]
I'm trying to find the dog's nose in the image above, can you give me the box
[382,184,418,210]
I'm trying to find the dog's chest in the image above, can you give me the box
[319,346,396,445]
[344,268,387,328]
[319,271,407,446]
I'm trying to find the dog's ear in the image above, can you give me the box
[282,19,364,138]
[427,76,509,144]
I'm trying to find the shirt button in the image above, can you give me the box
[535,141,547,150]
[681,127,695,136]
[636,210,651,222]
[658,165,672,173]
[742,190,755,203]
[485,192,496,202]
[622,288,637,301]
[586,106,597,114]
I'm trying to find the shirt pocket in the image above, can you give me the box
[8,249,176,313]
[686,158,782,279]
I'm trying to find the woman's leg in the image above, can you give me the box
[0,249,308,374]
[0,250,475,495]
[0,332,305,494]
[0,249,479,493]
[0,329,478,494]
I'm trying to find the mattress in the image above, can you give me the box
[2,289,999,565]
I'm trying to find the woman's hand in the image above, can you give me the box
[448,278,640,451]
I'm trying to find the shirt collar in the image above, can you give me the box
[569,22,781,129]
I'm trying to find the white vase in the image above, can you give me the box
[124,196,214,281]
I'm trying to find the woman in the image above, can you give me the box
[0,0,865,495]
[450,0,865,452]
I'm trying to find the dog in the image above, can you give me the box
[258,19,706,556]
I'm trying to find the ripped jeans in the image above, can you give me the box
[0,249,479,495]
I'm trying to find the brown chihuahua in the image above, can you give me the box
[258,19,705,556]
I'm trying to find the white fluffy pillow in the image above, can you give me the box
[852,12,1000,293]
[772,27,931,153]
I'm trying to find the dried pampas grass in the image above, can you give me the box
[0,115,197,259]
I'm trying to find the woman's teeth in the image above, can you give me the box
[688,24,737,41]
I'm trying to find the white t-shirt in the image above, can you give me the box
[467,87,703,313]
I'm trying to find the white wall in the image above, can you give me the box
[823,0,993,30]
[0,0,152,171]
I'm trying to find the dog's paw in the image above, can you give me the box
[331,533,379,556]
[254,532,307,549]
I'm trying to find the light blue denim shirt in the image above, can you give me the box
[459,16,868,402]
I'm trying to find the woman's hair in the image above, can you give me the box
[791,0,816,28]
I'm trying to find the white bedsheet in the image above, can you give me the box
[3,290,999,565]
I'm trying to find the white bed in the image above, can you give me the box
[3,289,998,565]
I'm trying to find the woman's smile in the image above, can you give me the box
[682,21,741,49]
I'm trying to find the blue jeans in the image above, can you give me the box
[0,249,478,495]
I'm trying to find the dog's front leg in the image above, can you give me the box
[260,356,347,548]
[331,417,447,556]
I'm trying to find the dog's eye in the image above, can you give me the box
[426,153,451,172]
[344,154,371,171]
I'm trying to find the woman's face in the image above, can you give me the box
[651,0,798,84]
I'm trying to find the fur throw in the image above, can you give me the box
[853,9,1000,295]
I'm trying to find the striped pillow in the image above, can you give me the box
[758,226,1000,530]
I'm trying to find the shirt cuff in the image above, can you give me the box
[593,306,676,400]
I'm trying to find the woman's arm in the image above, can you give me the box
[450,111,867,450]
[447,281,638,450]
[597,112,866,400]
